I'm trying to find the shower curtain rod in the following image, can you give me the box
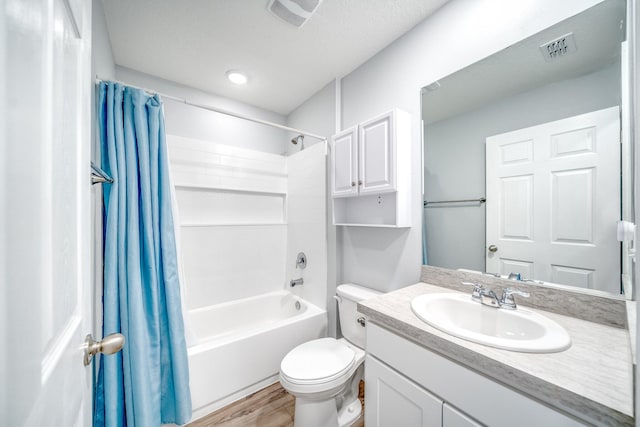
[95,76,328,142]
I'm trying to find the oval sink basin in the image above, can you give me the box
[411,293,571,353]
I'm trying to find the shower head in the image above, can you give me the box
[291,135,305,150]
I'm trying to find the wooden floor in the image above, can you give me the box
[187,381,365,427]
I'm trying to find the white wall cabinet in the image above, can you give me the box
[365,324,584,427]
[331,109,411,227]
[332,126,358,197]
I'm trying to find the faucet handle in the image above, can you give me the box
[461,282,484,302]
[500,287,530,309]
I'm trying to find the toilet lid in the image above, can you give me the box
[280,338,356,384]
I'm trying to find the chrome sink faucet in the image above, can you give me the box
[462,282,529,309]
[500,287,530,310]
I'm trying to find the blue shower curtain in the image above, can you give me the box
[94,82,192,426]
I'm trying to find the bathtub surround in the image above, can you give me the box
[286,81,338,337]
[167,135,328,418]
[95,82,192,426]
[169,136,327,311]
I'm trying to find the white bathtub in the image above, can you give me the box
[187,290,327,420]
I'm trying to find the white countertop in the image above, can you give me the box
[358,282,634,426]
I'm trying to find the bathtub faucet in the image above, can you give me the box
[290,278,304,287]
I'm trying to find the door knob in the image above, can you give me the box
[488,245,498,253]
[83,333,125,366]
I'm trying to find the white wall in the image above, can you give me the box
[115,66,289,155]
[91,0,115,81]
[286,81,338,336]
[0,2,6,424]
[338,0,603,292]
[286,81,336,155]
[424,64,620,272]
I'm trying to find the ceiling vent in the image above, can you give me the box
[539,32,578,62]
[267,0,323,28]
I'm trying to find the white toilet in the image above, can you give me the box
[279,284,381,427]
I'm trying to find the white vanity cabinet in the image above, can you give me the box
[331,109,411,227]
[365,324,584,427]
[366,354,479,427]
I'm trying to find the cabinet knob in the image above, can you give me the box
[358,180,363,185]
[351,181,356,187]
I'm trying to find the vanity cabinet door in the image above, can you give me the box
[443,403,483,427]
[331,126,358,197]
[358,112,396,195]
[365,355,443,427]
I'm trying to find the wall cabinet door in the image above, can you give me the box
[358,112,396,194]
[331,126,358,197]
[443,403,483,427]
[365,355,443,427]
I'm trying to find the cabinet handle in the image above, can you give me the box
[351,182,356,187]
[358,180,363,186]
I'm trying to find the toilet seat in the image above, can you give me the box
[280,338,356,385]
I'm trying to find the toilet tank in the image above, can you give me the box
[336,284,382,349]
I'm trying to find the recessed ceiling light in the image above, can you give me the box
[226,70,248,85]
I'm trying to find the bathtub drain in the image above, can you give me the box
[295,301,301,311]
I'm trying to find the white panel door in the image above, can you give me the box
[359,112,396,194]
[365,356,443,427]
[331,126,358,197]
[1,0,93,425]
[486,107,620,293]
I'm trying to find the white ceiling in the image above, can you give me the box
[101,0,449,115]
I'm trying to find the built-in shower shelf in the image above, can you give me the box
[168,134,289,196]
[180,222,286,227]
[173,182,287,196]
[332,222,404,228]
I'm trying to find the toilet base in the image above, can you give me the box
[293,397,338,427]
[337,398,362,426]
[292,366,364,427]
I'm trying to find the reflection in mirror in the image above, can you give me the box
[421,0,631,298]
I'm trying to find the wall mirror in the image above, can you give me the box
[421,0,631,298]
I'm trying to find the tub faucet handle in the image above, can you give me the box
[296,252,307,269]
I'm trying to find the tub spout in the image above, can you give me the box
[290,278,304,287]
